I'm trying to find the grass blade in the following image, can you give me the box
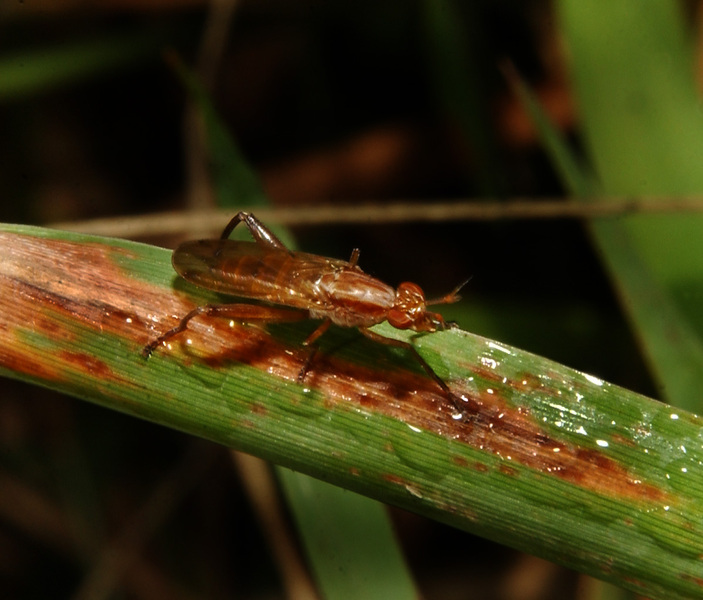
[1,224,703,599]
[277,468,417,600]
[557,0,703,410]
[507,44,703,412]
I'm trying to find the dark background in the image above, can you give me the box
[0,1,660,598]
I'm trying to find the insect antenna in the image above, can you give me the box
[426,276,472,306]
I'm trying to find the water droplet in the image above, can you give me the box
[480,356,498,369]
[488,341,512,355]
[583,373,604,386]
[663,457,703,494]
[451,410,464,421]
[404,483,424,498]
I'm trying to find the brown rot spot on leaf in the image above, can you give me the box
[58,351,115,381]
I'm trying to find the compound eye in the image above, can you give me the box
[396,282,424,304]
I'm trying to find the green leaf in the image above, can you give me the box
[506,63,703,412]
[556,0,703,411]
[277,468,417,600]
[2,224,702,599]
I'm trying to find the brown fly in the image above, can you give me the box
[143,212,466,414]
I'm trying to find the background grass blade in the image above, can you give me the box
[277,468,417,600]
[557,0,703,411]
[507,63,703,413]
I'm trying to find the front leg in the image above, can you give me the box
[359,327,465,415]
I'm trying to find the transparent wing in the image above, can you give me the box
[172,239,349,310]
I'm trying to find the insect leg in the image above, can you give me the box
[142,304,309,357]
[296,319,332,382]
[219,211,288,251]
[303,319,331,346]
[359,327,465,414]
